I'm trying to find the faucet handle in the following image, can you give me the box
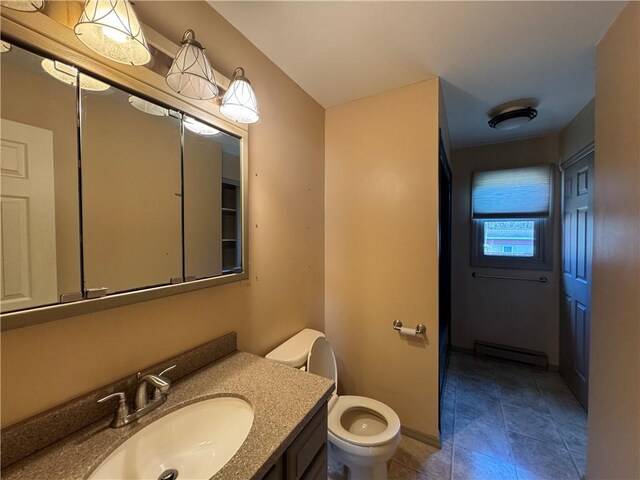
[97,392,130,428]
[97,391,126,404]
[158,364,176,377]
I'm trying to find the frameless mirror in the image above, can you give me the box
[183,116,242,279]
[80,75,182,295]
[0,44,81,313]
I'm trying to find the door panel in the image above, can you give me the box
[0,119,58,312]
[560,151,594,409]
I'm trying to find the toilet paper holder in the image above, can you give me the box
[392,320,426,337]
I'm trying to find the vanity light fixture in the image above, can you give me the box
[0,0,44,12]
[128,95,169,116]
[0,40,12,53]
[74,0,151,66]
[488,105,538,130]
[166,29,218,100]
[183,116,220,136]
[219,67,260,124]
[41,59,110,91]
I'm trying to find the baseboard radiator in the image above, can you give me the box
[474,340,548,369]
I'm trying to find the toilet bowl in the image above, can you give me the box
[266,329,401,480]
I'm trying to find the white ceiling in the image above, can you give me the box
[210,1,625,149]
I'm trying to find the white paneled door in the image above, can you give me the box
[1,119,57,312]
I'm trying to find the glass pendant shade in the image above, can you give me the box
[128,95,169,117]
[220,67,260,124]
[166,29,218,100]
[1,41,12,53]
[183,116,220,136]
[74,0,151,66]
[41,59,110,91]
[0,0,44,12]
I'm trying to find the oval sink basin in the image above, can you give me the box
[89,397,254,480]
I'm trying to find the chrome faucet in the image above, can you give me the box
[98,364,176,428]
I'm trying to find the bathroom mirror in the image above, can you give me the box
[183,117,243,279]
[80,76,183,295]
[0,36,248,328]
[0,44,82,313]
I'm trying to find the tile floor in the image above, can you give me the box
[387,351,588,480]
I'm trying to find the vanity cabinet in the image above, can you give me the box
[262,404,328,480]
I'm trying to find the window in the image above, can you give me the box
[471,165,553,270]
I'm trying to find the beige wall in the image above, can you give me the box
[1,1,325,427]
[588,3,640,478]
[325,79,441,439]
[559,99,595,163]
[450,136,562,365]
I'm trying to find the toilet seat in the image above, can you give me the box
[306,338,401,449]
[328,395,401,447]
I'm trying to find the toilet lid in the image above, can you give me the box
[307,336,338,393]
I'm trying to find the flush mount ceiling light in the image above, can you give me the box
[166,29,218,101]
[0,0,44,12]
[1,40,12,53]
[184,116,220,136]
[128,95,169,116]
[219,67,259,124]
[488,106,537,131]
[74,0,151,66]
[41,59,110,91]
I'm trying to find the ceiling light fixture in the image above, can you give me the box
[219,67,259,124]
[183,116,220,136]
[1,40,12,53]
[41,59,110,91]
[74,0,151,66]
[128,95,169,116]
[0,0,44,12]
[166,29,218,101]
[488,106,537,131]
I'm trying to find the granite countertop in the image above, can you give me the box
[2,352,334,480]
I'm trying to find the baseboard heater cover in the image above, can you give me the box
[474,340,548,369]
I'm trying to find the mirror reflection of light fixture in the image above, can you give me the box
[0,0,44,12]
[184,116,220,136]
[74,0,151,66]
[1,40,12,53]
[41,59,110,91]
[166,29,218,101]
[128,95,169,117]
[220,67,260,124]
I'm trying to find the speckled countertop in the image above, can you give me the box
[2,352,334,480]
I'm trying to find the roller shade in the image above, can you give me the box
[472,165,552,219]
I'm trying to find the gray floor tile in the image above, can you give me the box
[454,416,513,463]
[388,460,425,480]
[450,354,496,380]
[508,431,580,480]
[570,450,586,479]
[502,404,563,443]
[393,436,452,479]
[456,374,500,399]
[493,366,538,390]
[441,411,455,444]
[545,395,587,429]
[556,417,588,454]
[452,445,517,480]
[456,391,505,427]
[498,384,550,415]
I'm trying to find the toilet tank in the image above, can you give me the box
[265,328,325,368]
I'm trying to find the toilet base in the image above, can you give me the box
[328,435,399,480]
[345,461,389,480]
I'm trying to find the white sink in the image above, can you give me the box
[89,397,254,480]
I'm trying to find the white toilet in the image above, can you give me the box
[266,329,401,480]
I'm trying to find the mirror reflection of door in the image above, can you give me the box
[0,44,81,313]
[1,120,57,311]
